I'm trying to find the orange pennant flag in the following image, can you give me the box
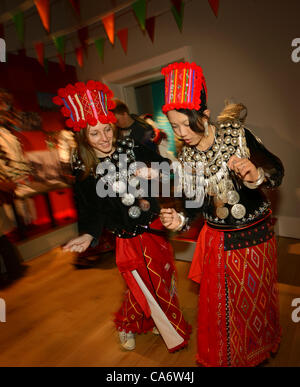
[102,13,115,45]
[34,0,50,32]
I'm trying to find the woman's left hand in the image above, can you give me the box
[228,155,259,182]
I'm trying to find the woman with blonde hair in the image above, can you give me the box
[53,81,191,353]
[160,62,284,367]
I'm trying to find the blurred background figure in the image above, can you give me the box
[56,129,77,183]
[112,99,157,152]
[0,89,30,180]
[140,113,177,162]
[0,178,27,286]
[0,89,29,286]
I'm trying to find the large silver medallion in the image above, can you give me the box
[231,204,246,219]
[112,180,126,194]
[121,193,135,206]
[128,206,142,219]
[128,176,139,187]
[227,190,240,205]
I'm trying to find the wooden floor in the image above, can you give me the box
[0,237,300,367]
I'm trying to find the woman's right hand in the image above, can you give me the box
[62,234,94,253]
[160,208,181,231]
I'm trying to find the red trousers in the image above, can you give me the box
[114,219,191,352]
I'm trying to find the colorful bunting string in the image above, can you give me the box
[0,0,216,71]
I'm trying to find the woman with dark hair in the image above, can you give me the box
[53,81,191,353]
[160,62,284,367]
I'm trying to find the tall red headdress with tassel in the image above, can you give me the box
[161,62,208,114]
[53,80,117,131]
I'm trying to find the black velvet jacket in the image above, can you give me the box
[73,138,168,242]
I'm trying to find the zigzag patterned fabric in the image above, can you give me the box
[191,223,281,367]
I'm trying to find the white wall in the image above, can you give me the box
[3,0,298,238]
[51,0,298,239]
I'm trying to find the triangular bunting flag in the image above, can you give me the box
[75,47,84,68]
[78,26,89,55]
[35,42,45,67]
[68,0,81,17]
[208,0,219,17]
[53,36,65,57]
[132,0,147,31]
[146,16,155,43]
[57,53,66,72]
[171,0,182,15]
[95,38,105,62]
[171,1,184,32]
[34,0,50,33]
[117,28,128,54]
[102,13,115,45]
[12,12,24,43]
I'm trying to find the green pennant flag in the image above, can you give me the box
[171,1,185,32]
[12,11,24,42]
[132,0,146,31]
[53,36,65,57]
[95,38,105,62]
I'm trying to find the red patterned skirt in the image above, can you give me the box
[189,218,281,367]
[114,218,191,352]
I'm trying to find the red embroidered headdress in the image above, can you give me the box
[53,81,117,132]
[161,62,208,114]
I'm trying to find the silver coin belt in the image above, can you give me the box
[178,120,252,221]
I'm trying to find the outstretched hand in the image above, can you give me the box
[62,234,94,253]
